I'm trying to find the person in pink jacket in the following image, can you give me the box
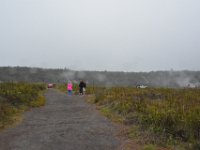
[67,81,73,95]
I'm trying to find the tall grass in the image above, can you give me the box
[90,86,200,148]
[0,82,46,129]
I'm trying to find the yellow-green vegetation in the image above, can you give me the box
[100,107,124,123]
[29,95,45,107]
[89,86,200,149]
[142,144,157,150]
[0,82,46,129]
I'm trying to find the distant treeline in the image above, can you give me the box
[0,67,200,88]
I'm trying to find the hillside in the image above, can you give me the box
[0,67,200,88]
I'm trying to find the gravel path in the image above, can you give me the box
[0,89,120,150]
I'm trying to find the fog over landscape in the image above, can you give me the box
[1,1,200,149]
[0,0,200,71]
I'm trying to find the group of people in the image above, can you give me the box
[67,80,86,95]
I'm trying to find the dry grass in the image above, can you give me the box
[0,82,46,130]
[88,86,200,149]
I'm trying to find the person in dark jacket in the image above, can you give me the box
[79,80,86,95]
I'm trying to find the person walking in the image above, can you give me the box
[67,81,73,95]
[79,80,86,95]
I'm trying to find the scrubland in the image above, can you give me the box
[0,82,46,129]
[86,86,200,150]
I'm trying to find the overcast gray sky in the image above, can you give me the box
[0,0,200,71]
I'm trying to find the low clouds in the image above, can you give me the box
[0,0,200,71]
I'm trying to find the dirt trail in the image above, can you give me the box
[0,89,120,150]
